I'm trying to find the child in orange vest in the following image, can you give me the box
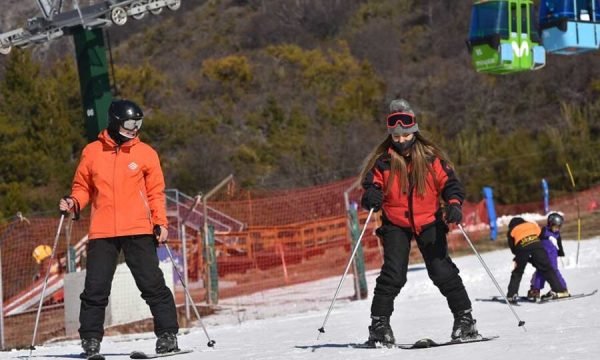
[506,217,569,302]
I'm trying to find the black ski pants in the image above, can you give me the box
[79,235,179,340]
[507,243,567,297]
[370,220,472,317]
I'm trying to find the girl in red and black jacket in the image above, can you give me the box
[359,98,479,347]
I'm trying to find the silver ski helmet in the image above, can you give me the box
[547,212,564,227]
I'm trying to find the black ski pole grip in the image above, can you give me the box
[60,195,68,216]
[153,225,162,247]
[73,199,80,220]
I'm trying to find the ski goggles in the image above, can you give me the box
[122,118,143,131]
[386,112,416,129]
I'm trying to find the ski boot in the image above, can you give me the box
[366,315,395,347]
[507,293,519,304]
[156,332,179,354]
[541,290,570,301]
[527,288,540,302]
[81,338,101,357]
[451,309,480,341]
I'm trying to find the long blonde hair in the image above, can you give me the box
[359,132,455,196]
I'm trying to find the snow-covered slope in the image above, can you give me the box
[9,238,600,359]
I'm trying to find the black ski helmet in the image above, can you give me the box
[108,99,143,127]
[107,99,143,143]
[547,212,564,227]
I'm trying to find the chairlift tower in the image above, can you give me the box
[0,0,182,141]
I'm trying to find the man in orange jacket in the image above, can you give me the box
[59,99,179,358]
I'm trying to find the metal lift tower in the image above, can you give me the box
[0,0,182,141]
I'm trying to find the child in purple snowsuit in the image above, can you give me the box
[528,212,568,300]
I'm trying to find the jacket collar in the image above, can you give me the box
[98,129,140,150]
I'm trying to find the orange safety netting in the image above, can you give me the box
[1,180,598,348]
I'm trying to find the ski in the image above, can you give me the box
[476,289,598,305]
[79,353,105,360]
[349,335,499,349]
[350,342,399,349]
[130,349,193,359]
[475,296,527,305]
[538,289,598,304]
[398,335,499,349]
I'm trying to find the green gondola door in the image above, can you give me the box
[467,0,546,74]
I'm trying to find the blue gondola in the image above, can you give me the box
[540,0,600,54]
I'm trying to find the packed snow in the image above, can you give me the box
[10,237,600,359]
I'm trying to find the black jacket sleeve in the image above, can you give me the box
[361,155,387,210]
[507,233,516,255]
[439,159,465,204]
[556,234,565,255]
[361,154,388,190]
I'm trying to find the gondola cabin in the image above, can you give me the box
[467,0,546,74]
[540,0,600,54]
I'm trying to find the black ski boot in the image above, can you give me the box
[367,315,395,347]
[156,332,179,354]
[507,293,519,304]
[81,338,101,357]
[451,309,480,341]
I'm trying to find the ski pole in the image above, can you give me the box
[28,212,66,359]
[565,163,581,265]
[163,243,215,348]
[180,194,202,320]
[457,224,526,330]
[317,208,375,339]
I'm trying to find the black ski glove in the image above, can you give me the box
[361,186,383,211]
[444,203,463,224]
[557,248,565,257]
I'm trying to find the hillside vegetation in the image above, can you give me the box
[1,0,600,219]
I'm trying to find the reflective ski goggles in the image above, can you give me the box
[386,112,416,129]
[122,118,143,131]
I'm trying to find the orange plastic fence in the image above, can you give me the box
[1,180,598,348]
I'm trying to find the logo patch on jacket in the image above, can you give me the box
[128,162,138,171]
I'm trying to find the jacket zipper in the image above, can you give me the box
[407,180,417,234]
[113,146,119,235]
